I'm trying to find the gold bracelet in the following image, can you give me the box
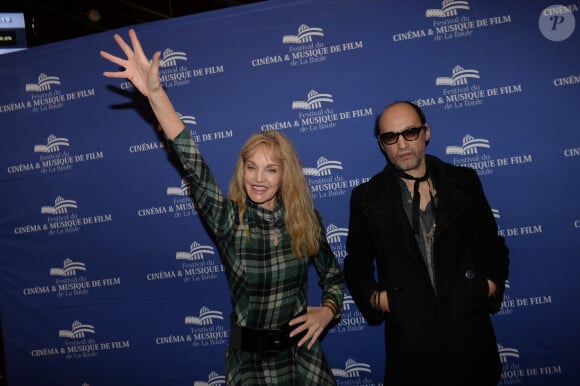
[322,299,338,315]
[321,299,339,317]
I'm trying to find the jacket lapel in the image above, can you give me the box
[362,166,422,260]
[429,156,470,237]
[428,156,472,298]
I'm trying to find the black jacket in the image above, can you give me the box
[344,155,509,386]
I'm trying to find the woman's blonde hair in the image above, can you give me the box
[228,131,321,257]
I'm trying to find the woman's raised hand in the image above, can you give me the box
[99,28,183,139]
[100,28,162,98]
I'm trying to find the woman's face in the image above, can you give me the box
[243,144,283,210]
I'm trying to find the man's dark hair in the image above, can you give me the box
[373,101,427,137]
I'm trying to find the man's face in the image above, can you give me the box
[377,103,430,177]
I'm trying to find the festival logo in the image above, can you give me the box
[136,179,199,220]
[292,89,334,110]
[332,358,376,385]
[304,156,347,200]
[445,133,489,154]
[117,47,223,90]
[282,24,325,44]
[497,343,563,385]
[410,63,523,110]
[326,223,349,244]
[326,223,349,265]
[5,134,105,177]
[436,65,480,86]
[259,88,373,134]
[425,0,470,18]
[445,134,533,176]
[127,112,233,155]
[304,156,343,176]
[494,206,543,240]
[176,113,236,145]
[159,48,188,67]
[25,73,62,92]
[50,258,87,277]
[41,196,78,214]
[176,241,215,261]
[0,72,96,114]
[303,156,370,200]
[330,294,367,335]
[167,179,192,196]
[13,196,113,237]
[538,4,577,42]
[155,306,228,349]
[392,1,512,43]
[324,227,369,335]
[194,371,226,386]
[496,279,553,317]
[58,320,96,339]
[146,240,224,284]
[34,134,70,153]
[22,258,121,299]
[437,65,514,110]
[250,23,364,68]
[30,320,130,361]
[185,306,224,326]
[187,306,228,347]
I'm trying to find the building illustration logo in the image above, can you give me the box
[41,196,78,214]
[176,241,215,261]
[343,294,355,311]
[292,90,334,110]
[331,293,367,335]
[326,224,349,244]
[498,344,520,363]
[445,134,490,155]
[303,156,343,176]
[184,307,224,326]
[25,73,62,92]
[58,320,96,339]
[332,358,372,378]
[282,24,324,44]
[194,371,226,386]
[167,179,192,196]
[436,65,480,86]
[34,134,70,153]
[50,258,87,276]
[426,0,470,18]
[159,48,188,67]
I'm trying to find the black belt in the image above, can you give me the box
[229,311,307,353]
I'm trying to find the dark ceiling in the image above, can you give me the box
[2,0,265,47]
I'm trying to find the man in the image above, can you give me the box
[344,101,509,386]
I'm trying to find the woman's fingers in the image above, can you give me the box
[113,33,135,59]
[128,29,148,61]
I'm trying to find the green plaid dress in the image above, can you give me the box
[170,129,344,385]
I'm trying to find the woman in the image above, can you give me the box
[100,29,344,385]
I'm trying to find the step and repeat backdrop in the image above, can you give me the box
[1,0,579,385]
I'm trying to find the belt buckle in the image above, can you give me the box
[263,328,283,354]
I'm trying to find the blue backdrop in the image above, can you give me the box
[1,1,579,385]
